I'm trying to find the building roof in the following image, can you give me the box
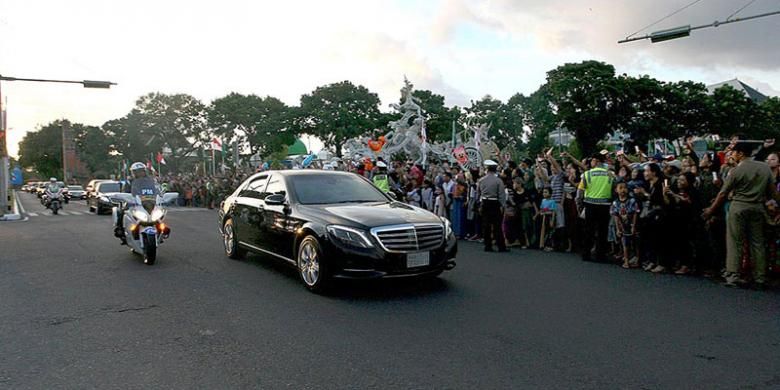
[286,139,308,156]
[706,79,768,103]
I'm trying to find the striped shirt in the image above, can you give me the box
[550,172,565,203]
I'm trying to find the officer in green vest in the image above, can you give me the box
[372,161,390,193]
[578,153,613,262]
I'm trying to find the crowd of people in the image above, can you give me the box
[157,172,250,209]
[331,137,778,290]
[149,136,779,290]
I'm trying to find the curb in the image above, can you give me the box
[0,190,23,221]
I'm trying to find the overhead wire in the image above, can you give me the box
[726,0,759,21]
[625,0,705,39]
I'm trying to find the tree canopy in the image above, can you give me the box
[292,81,382,156]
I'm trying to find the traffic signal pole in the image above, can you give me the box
[0,80,8,217]
[0,74,115,217]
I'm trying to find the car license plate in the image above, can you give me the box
[406,252,430,268]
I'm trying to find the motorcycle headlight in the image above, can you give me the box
[442,218,453,237]
[132,208,151,223]
[150,208,166,222]
[327,225,374,248]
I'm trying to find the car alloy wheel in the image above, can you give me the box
[223,219,245,260]
[297,236,328,292]
[299,240,319,286]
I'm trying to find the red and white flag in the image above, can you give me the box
[211,137,222,151]
[156,152,167,165]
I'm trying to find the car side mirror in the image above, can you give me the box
[161,192,179,205]
[264,193,286,206]
[387,192,397,201]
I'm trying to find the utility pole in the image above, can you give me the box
[0,81,7,216]
[62,121,69,183]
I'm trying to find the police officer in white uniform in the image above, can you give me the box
[477,160,508,252]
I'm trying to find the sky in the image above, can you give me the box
[1,0,779,157]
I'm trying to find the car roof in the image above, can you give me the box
[263,170,355,177]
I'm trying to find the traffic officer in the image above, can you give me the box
[703,142,774,289]
[578,153,613,262]
[478,159,508,252]
[372,161,390,193]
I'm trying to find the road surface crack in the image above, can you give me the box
[106,304,159,313]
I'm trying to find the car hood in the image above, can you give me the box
[298,202,442,228]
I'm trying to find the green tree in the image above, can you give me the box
[207,93,294,157]
[614,75,668,146]
[758,97,780,140]
[103,111,148,165]
[707,85,762,139]
[463,95,524,146]
[73,123,116,176]
[511,87,558,157]
[546,61,621,156]
[112,93,210,171]
[293,81,382,157]
[18,120,65,179]
[662,81,710,138]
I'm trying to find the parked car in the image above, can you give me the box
[87,181,123,214]
[67,185,87,200]
[28,182,41,193]
[218,170,457,293]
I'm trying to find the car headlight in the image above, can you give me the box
[99,196,109,202]
[132,208,151,223]
[150,208,166,222]
[442,218,453,237]
[327,225,374,248]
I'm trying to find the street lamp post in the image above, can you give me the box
[0,74,115,217]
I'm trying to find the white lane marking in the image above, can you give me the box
[69,211,83,215]
[27,212,38,217]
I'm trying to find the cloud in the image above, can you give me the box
[438,0,780,73]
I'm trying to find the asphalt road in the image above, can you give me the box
[2,191,779,389]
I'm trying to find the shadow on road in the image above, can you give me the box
[243,252,454,301]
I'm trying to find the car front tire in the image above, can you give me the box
[297,236,330,293]
[223,218,246,260]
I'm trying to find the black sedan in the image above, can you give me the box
[87,181,123,214]
[218,170,457,292]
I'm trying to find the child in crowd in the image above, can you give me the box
[611,182,640,269]
[515,177,538,248]
[538,187,557,252]
[433,186,448,219]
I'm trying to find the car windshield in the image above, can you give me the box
[290,174,389,205]
[98,183,121,193]
[68,186,83,190]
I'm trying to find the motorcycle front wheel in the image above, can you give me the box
[142,233,157,265]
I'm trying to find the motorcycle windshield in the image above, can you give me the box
[141,196,156,213]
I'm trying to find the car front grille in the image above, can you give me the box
[371,224,444,253]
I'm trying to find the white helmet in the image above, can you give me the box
[376,161,388,168]
[130,162,146,171]
[130,162,147,178]
[49,177,57,182]
[483,160,498,167]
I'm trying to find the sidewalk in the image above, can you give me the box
[0,190,23,221]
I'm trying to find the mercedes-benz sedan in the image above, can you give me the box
[218,170,457,292]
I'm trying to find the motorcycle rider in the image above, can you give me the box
[44,177,63,209]
[114,162,160,241]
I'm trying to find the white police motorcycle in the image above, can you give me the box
[112,192,178,265]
